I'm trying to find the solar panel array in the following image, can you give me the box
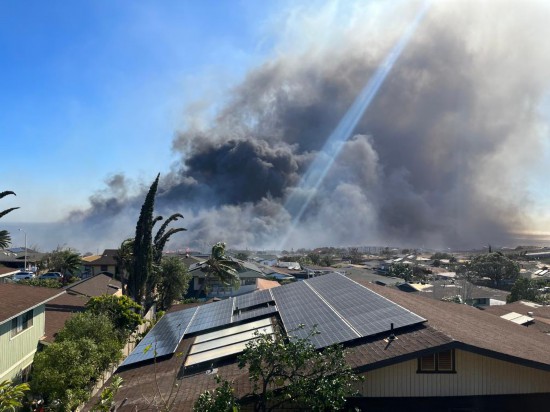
[271,281,359,348]
[306,274,426,338]
[186,298,233,334]
[120,306,198,367]
[122,272,427,367]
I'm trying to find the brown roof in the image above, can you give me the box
[0,284,63,324]
[43,292,89,343]
[256,278,280,290]
[86,278,550,410]
[43,274,123,343]
[83,249,118,267]
[68,274,121,297]
[356,281,550,370]
[481,300,550,334]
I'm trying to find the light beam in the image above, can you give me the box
[280,1,431,249]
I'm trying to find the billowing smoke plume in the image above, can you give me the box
[46,0,550,252]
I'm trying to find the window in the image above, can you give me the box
[418,349,455,373]
[10,310,34,338]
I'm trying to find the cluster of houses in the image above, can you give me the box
[1,246,550,411]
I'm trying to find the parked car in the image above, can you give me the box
[12,271,36,281]
[38,272,63,281]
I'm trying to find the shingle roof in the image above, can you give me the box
[0,284,63,324]
[357,281,550,370]
[43,292,89,343]
[68,274,121,297]
[85,277,550,411]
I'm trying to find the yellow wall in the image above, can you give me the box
[358,349,550,397]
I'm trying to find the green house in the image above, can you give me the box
[0,283,62,382]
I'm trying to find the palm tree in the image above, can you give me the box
[0,191,19,249]
[198,242,242,297]
[115,238,134,295]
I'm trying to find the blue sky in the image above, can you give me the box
[1,0,278,221]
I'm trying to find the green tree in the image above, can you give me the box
[320,255,334,267]
[56,313,124,373]
[32,339,100,410]
[91,376,123,412]
[158,256,192,310]
[199,242,242,296]
[115,238,134,295]
[234,252,249,261]
[0,190,19,249]
[469,252,520,286]
[237,326,361,412]
[389,263,413,282]
[127,174,186,307]
[129,174,158,305]
[507,277,537,303]
[193,376,239,412]
[41,248,82,282]
[86,295,143,339]
[0,380,29,412]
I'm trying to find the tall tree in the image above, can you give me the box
[0,190,19,249]
[129,174,159,305]
[199,242,242,297]
[153,213,187,264]
[158,256,192,310]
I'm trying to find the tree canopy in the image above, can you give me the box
[199,242,242,296]
[469,252,520,285]
[158,256,192,310]
[86,295,143,339]
[235,326,361,412]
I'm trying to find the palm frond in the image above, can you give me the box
[0,207,20,220]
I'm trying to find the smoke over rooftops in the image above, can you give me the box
[51,0,550,252]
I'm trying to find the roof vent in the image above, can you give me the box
[527,311,534,317]
[388,322,396,341]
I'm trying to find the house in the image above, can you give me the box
[481,300,550,335]
[187,258,266,298]
[0,284,63,381]
[89,273,550,411]
[43,274,122,343]
[0,248,44,272]
[81,249,119,277]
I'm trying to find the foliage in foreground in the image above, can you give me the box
[91,376,123,412]
[193,376,239,412]
[86,295,143,339]
[0,380,29,412]
[19,279,63,288]
[227,326,361,412]
[31,314,124,410]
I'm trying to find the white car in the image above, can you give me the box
[12,271,36,281]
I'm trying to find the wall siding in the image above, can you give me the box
[0,305,45,381]
[359,349,550,397]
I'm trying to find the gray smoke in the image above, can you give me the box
[52,0,550,252]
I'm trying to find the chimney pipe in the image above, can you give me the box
[388,323,396,341]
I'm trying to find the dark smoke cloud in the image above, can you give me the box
[54,0,550,252]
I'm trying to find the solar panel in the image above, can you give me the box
[234,289,273,309]
[186,298,233,334]
[120,306,198,367]
[272,281,359,348]
[233,305,277,323]
[306,273,425,338]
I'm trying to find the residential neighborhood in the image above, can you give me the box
[3,1,550,411]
